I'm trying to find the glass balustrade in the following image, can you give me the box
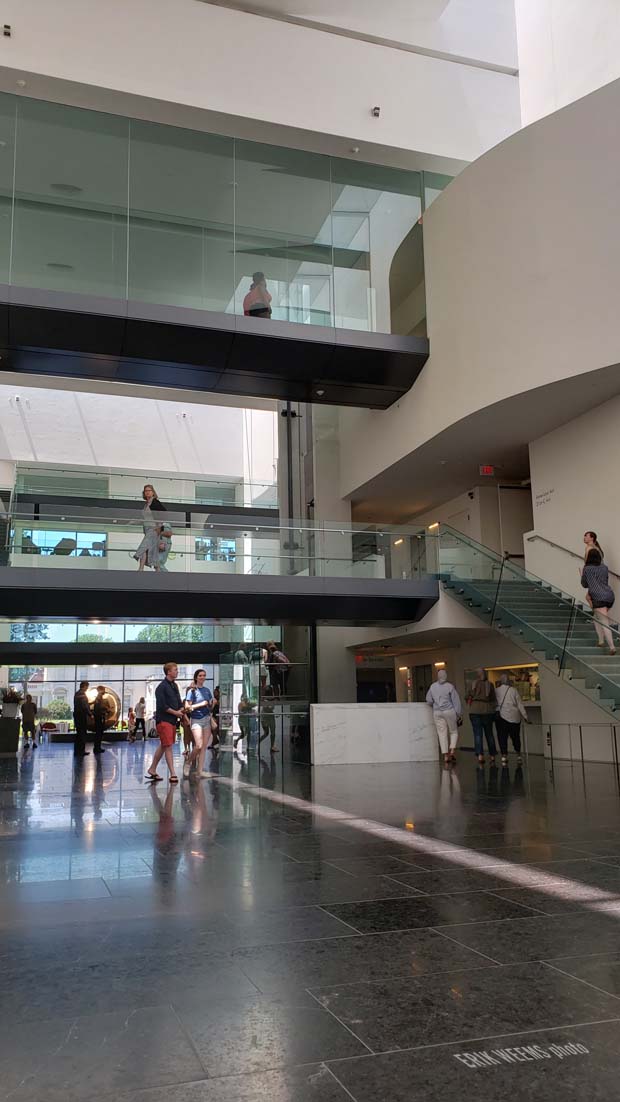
[12,463,278,510]
[4,510,430,580]
[0,91,435,336]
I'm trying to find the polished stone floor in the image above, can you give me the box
[1,740,620,1100]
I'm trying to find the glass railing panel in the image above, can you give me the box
[12,98,129,298]
[0,92,16,284]
[560,602,620,710]
[219,653,312,763]
[6,512,431,579]
[0,92,430,336]
[128,120,234,313]
[331,155,423,334]
[234,140,334,327]
[493,557,575,662]
[13,463,278,510]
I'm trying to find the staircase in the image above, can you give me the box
[437,525,620,718]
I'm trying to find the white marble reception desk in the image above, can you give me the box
[310,703,438,766]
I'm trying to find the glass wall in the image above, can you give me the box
[6,622,282,646]
[0,92,437,335]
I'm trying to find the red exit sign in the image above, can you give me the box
[479,464,495,476]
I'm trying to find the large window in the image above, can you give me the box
[20,529,107,557]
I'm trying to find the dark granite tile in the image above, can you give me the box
[329,1020,620,1101]
[0,876,111,904]
[437,912,620,964]
[311,962,620,1052]
[322,891,539,934]
[224,874,420,909]
[116,1063,350,1101]
[547,953,620,998]
[489,884,620,916]
[227,904,359,946]
[323,855,433,877]
[176,997,366,1076]
[233,928,495,993]
[0,1005,205,1101]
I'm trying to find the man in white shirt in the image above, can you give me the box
[426,670,462,765]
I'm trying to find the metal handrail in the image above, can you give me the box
[526,533,620,581]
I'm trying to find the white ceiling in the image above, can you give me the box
[0,381,278,481]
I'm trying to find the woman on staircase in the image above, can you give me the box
[581,547,616,655]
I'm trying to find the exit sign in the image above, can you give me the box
[479,464,495,476]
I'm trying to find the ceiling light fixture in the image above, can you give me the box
[46,262,75,271]
[428,522,439,530]
[394,538,403,546]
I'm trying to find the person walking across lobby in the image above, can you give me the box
[146,662,184,783]
[467,667,498,765]
[426,669,462,765]
[73,680,91,758]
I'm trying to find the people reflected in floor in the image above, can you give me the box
[184,668,213,780]
[210,685,220,749]
[266,641,291,697]
[467,668,498,765]
[234,694,254,752]
[70,761,87,834]
[149,782,181,904]
[146,662,183,784]
[243,271,272,318]
[93,685,107,756]
[73,679,90,758]
[426,669,462,766]
[92,756,105,821]
[259,685,278,753]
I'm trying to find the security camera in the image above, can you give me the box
[467,491,474,500]
[371,106,381,118]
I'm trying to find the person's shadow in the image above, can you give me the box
[149,785,181,906]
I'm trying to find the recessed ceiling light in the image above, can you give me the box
[50,183,83,195]
[46,262,75,271]
[316,389,325,397]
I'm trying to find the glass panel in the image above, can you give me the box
[0,92,15,284]
[77,623,124,643]
[423,170,452,209]
[129,121,234,312]
[234,141,333,326]
[12,99,129,297]
[330,157,422,333]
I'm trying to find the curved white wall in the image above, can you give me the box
[339,77,620,499]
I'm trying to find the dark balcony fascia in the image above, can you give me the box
[0,566,439,626]
[0,285,428,410]
[13,494,278,522]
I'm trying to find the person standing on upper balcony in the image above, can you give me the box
[581,547,616,655]
[134,484,172,572]
[243,272,272,319]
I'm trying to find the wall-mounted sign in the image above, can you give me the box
[479,464,495,476]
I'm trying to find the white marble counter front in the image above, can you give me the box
[310,703,438,766]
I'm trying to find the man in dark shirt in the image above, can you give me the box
[73,680,91,757]
[146,662,183,783]
[92,685,107,756]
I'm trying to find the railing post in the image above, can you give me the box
[489,556,505,628]
[558,598,576,677]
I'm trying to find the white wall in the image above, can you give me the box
[526,394,620,601]
[338,78,620,501]
[0,0,519,167]
[515,0,620,125]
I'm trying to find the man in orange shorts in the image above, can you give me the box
[146,661,184,784]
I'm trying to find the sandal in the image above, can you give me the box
[146,772,163,782]
[169,775,179,784]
